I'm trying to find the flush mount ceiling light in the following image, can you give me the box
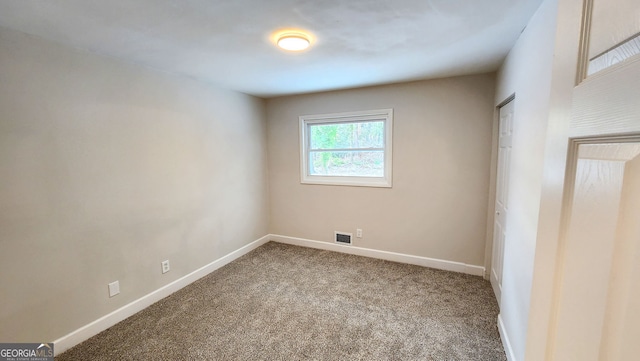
[274,31,312,51]
[277,35,309,51]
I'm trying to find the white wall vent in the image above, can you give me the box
[335,232,352,245]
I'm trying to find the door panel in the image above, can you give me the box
[551,143,640,360]
[551,145,633,361]
[574,56,640,136]
[491,99,514,304]
[598,155,640,360]
[589,0,640,58]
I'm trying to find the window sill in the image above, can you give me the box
[301,175,392,188]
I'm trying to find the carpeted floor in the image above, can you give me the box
[57,242,506,360]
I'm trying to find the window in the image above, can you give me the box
[299,109,393,187]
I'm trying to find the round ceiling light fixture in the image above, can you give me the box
[276,32,311,51]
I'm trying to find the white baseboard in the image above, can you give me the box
[53,235,271,356]
[269,234,485,276]
[498,313,517,361]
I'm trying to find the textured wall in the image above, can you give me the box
[0,28,269,342]
[266,75,495,267]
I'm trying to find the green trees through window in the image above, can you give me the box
[308,121,384,177]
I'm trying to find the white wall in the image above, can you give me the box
[493,0,558,360]
[0,28,269,343]
[266,75,495,268]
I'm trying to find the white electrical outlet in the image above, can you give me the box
[356,229,363,238]
[161,260,170,274]
[108,281,120,297]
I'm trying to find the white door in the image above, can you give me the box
[543,0,640,359]
[491,99,514,304]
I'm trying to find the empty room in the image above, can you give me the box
[1,0,639,360]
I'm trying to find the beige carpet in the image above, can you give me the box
[58,242,506,360]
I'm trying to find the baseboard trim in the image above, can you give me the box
[269,234,485,276]
[53,234,271,356]
[498,313,517,361]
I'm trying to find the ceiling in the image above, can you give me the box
[0,0,543,98]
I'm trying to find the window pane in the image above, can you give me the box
[309,151,384,177]
[309,121,384,150]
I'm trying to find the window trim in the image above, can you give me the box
[299,108,393,188]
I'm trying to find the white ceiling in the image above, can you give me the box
[0,0,543,98]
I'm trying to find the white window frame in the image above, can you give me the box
[299,108,393,188]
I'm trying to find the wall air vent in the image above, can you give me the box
[335,232,352,245]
